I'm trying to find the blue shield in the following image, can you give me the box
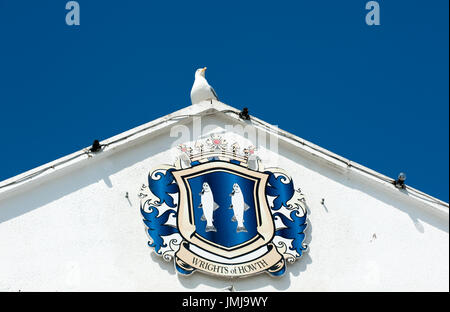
[173,160,274,257]
[187,171,258,247]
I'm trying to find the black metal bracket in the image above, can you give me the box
[239,107,250,120]
[90,139,102,153]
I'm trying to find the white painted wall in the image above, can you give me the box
[0,109,448,291]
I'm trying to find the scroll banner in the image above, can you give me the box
[175,241,285,277]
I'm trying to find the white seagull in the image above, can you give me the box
[190,67,219,104]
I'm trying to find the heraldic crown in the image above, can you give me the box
[177,135,256,166]
[139,134,308,278]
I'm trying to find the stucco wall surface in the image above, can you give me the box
[0,111,448,291]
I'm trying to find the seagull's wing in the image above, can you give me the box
[210,86,219,100]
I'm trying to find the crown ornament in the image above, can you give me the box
[176,134,257,167]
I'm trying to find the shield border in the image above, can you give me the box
[172,160,274,259]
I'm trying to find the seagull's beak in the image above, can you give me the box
[202,67,207,72]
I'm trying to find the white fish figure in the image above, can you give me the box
[198,182,219,232]
[229,183,250,233]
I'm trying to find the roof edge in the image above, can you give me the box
[0,100,448,214]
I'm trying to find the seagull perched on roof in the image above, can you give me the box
[190,67,219,105]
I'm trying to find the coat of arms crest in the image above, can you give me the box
[139,135,308,277]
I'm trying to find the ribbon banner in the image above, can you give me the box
[175,241,285,277]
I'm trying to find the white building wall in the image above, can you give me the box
[0,112,448,291]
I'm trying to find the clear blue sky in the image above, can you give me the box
[0,1,448,202]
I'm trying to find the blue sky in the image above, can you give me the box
[0,1,448,202]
